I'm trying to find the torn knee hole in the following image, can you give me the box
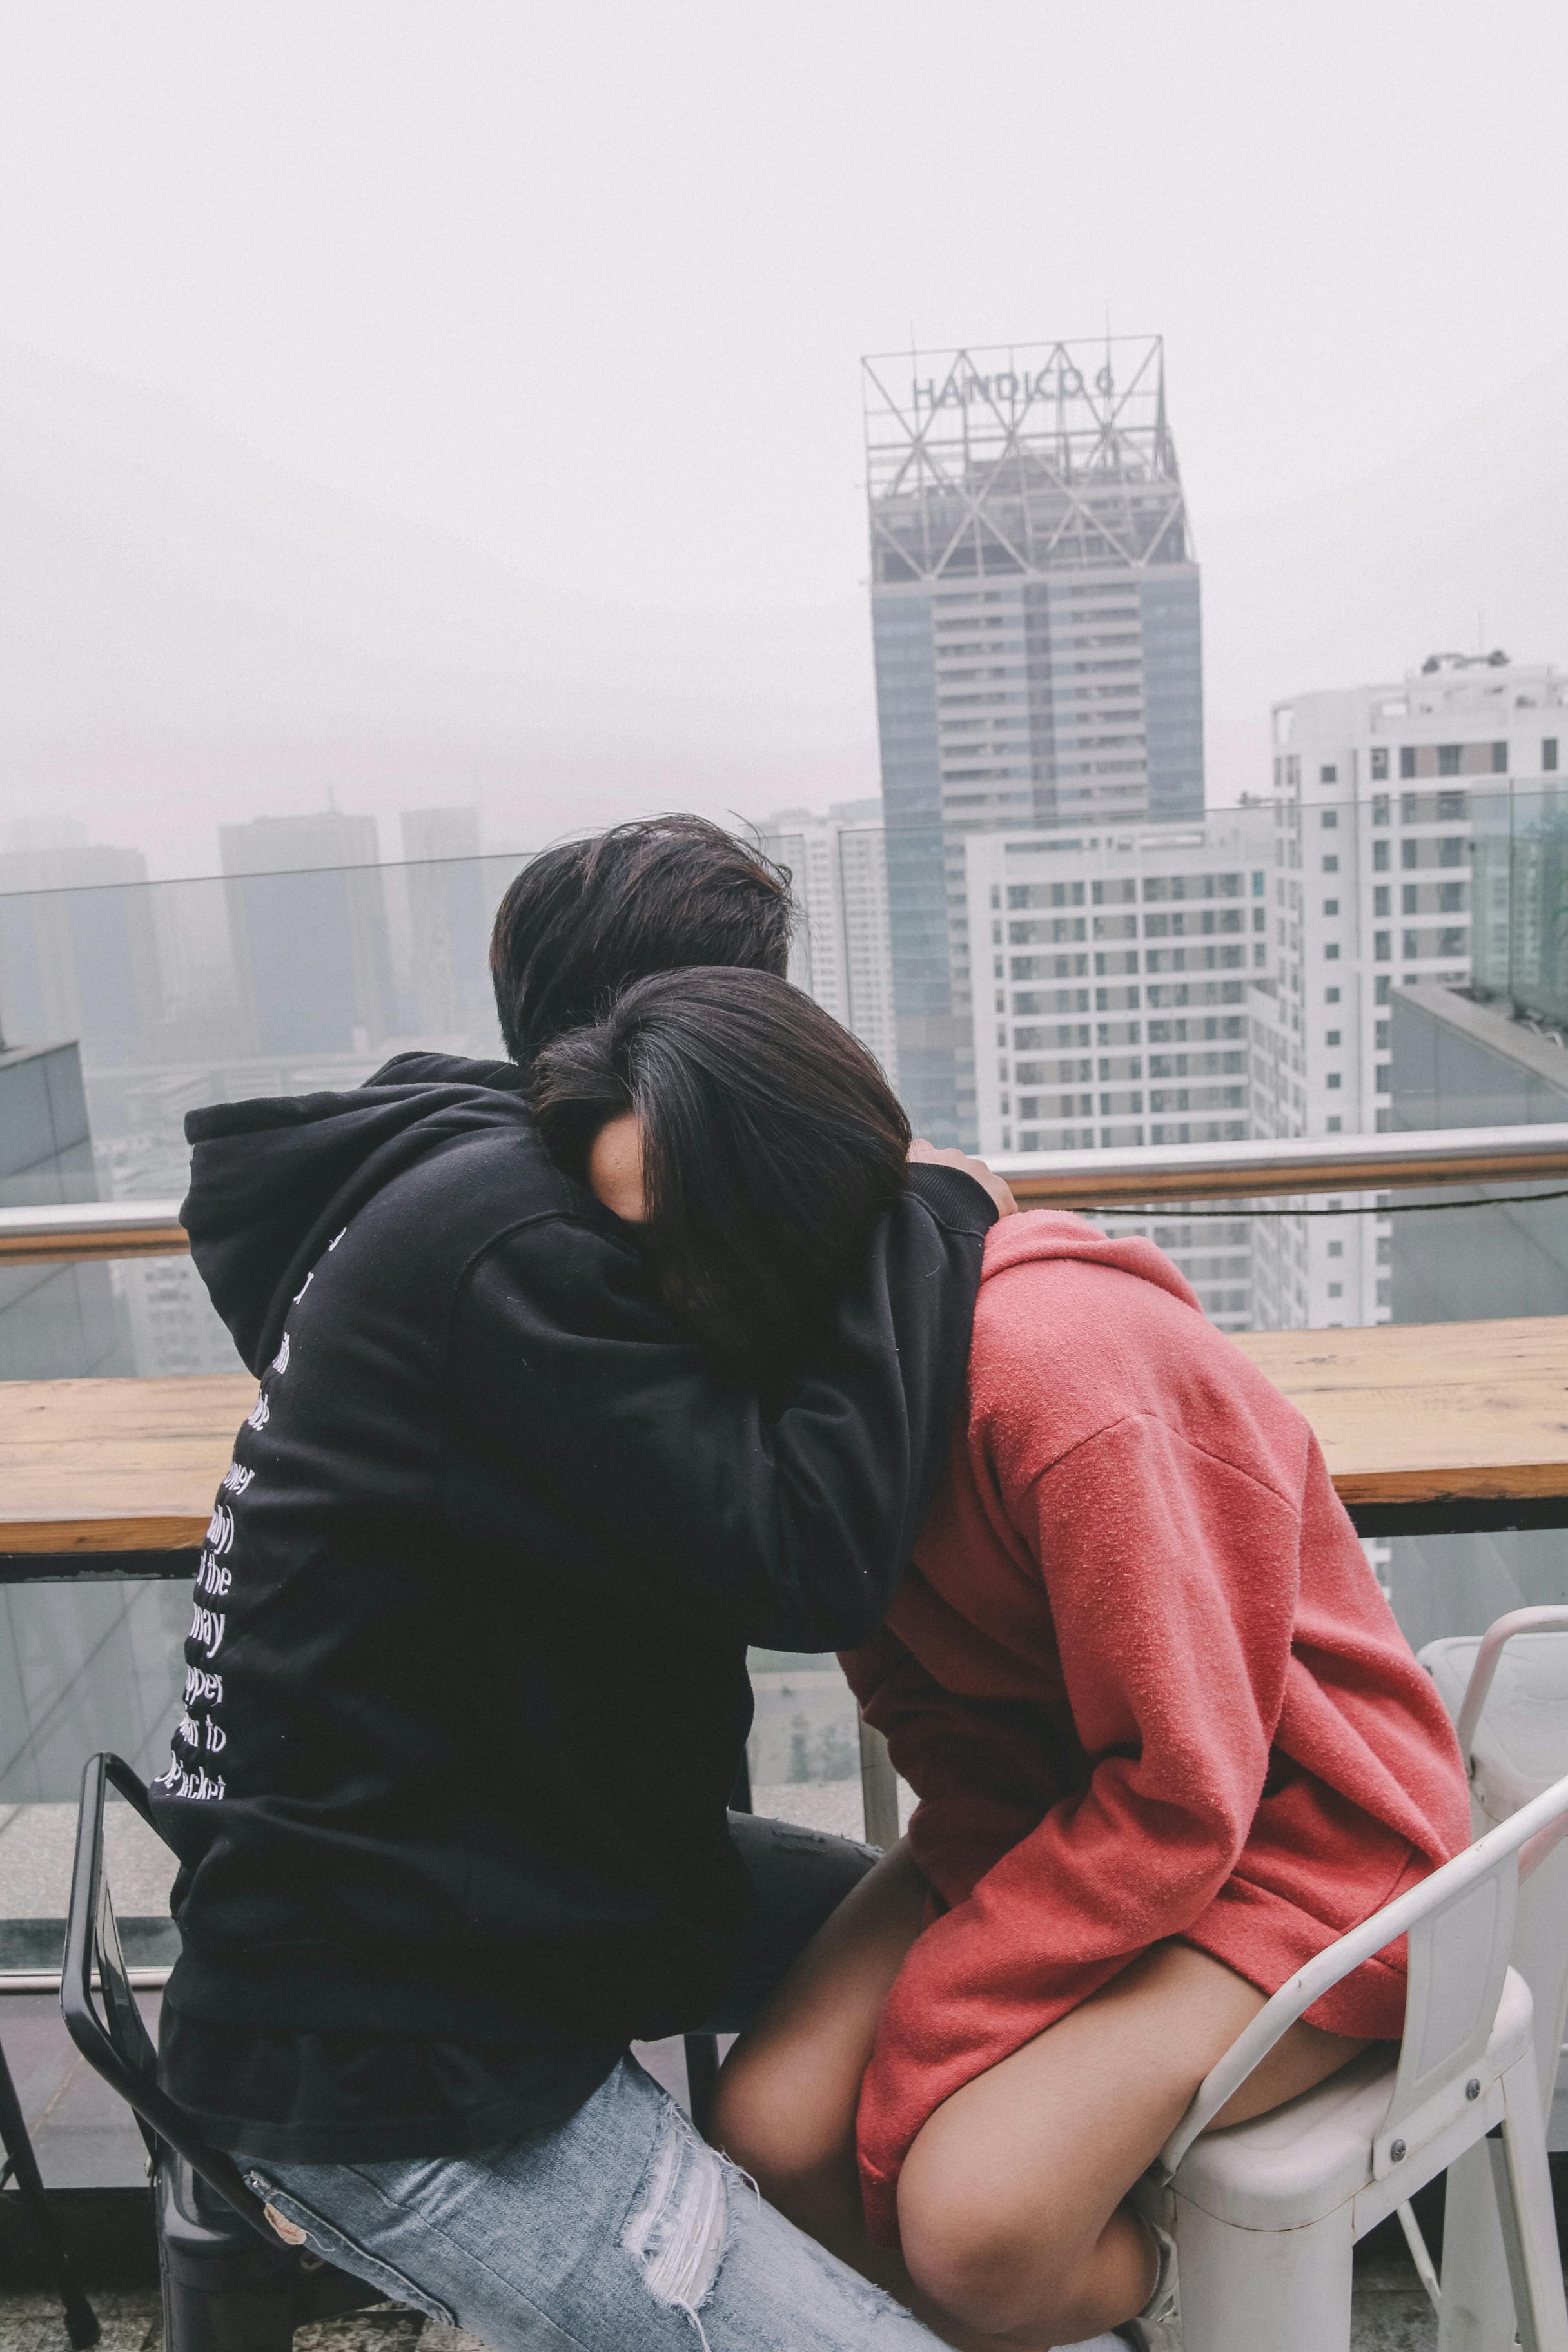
[623,2112,730,2338]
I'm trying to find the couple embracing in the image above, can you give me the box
[155,816,1469,2351]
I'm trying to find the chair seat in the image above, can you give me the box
[1169,1967,1535,2233]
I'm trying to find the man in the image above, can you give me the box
[155,816,1008,2348]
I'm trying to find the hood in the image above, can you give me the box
[980,1208,1204,1313]
[181,1052,533,1374]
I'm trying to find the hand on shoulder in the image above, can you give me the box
[909,1139,1017,1220]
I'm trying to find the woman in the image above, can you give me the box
[534,968,1471,2351]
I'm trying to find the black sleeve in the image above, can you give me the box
[442,1164,997,1652]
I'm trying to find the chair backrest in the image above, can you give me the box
[61,1752,277,2245]
[1455,1606,1568,1761]
[1380,1835,1517,2162]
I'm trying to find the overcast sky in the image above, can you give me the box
[1,0,1566,870]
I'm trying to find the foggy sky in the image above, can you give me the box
[1,1,1565,875]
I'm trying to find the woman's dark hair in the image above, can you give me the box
[533,968,911,1384]
[490,816,794,1070]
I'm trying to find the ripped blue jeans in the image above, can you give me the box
[247,2052,945,2349]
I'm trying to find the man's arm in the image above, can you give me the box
[442,1163,998,1652]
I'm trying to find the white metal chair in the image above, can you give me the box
[1131,1766,1568,2352]
[1420,1607,1568,2350]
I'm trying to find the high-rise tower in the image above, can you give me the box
[863,336,1204,1142]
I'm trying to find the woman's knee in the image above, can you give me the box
[897,2141,1088,2338]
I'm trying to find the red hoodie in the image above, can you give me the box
[841,1212,1471,2245]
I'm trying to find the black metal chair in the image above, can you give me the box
[0,2033,99,2347]
[62,1754,381,2352]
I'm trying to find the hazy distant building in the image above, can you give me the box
[0,1038,129,1378]
[400,805,496,1047]
[0,831,163,1064]
[863,336,1204,1142]
[1255,653,1568,1331]
[219,810,395,1057]
[962,808,1269,1331]
[759,801,899,1084]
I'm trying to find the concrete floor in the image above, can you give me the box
[0,2276,1444,2350]
[0,2300,485,2351]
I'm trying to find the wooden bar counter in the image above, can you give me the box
[3,1318,1568,1569]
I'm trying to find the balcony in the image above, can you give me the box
[6,1132,1568,2340]
[6,847,1568,2338]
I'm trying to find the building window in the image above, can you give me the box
[1402,931,1420,959]
[1326,1030,1341,1046]
[1326,986,1341,1004]
[1326,1072,1342,1089]
[1324,897,1340,915]
[1327,1116,1343,1132]
[1371,750,1389,781]
[1328,1242,1344,1259]
[1328,1282,1344,1298]
[1546,739,1560,772]
[1376,1061,1391,1092]
[1438,744,1462,775]
[1373,885,1390,917]
[1320,765,1337,783]
[1322,855,1338,873]
[1402,885,1418,914]
[1374,932,1391,962]
[1321,810,1338,828]
[1324,941,1340,960]
[1375,974,1391,1004]
[1373,839,1389,871]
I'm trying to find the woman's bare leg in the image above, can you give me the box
[711,1837,929,2285]
[716,1864,1369,2347]
[896,1940,1371,2347]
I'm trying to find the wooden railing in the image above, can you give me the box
[7,1121,1568,1263]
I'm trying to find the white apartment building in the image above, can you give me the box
[760,802,899,1086]
[1257,652,1568,1329]
[964,809,1273,1157]
[963,808,1273,1328]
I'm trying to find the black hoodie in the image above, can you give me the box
[153,1054,994,2085]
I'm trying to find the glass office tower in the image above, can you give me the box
[864,337,1204,1142]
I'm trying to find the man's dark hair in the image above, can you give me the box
[533,967,910,1384]
[489,816,794,1069]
